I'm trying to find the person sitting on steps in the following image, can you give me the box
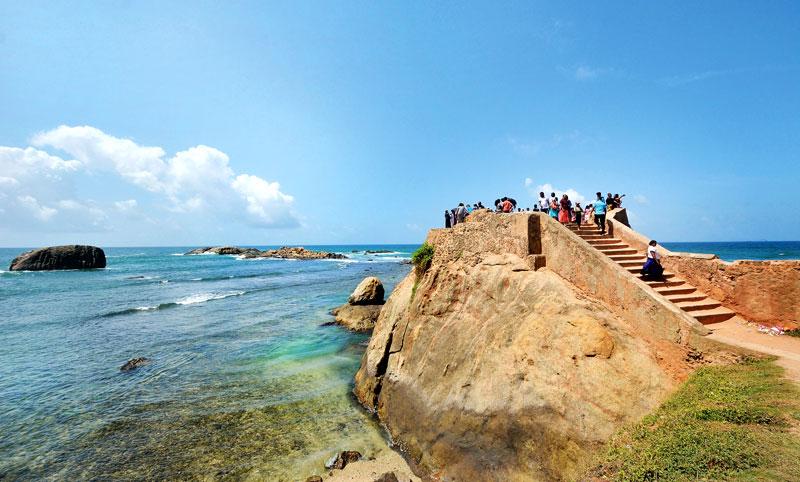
[642,240,665,281]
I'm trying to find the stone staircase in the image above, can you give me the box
[568,222,736,325]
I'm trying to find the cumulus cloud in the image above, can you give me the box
[0,125,299,233]
[525,180,587,205]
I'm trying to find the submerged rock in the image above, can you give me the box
[120,357,150,371]
[325,450,362,470]
[331,305,383,332]
[348,276,385,305]
[9,245,106,271]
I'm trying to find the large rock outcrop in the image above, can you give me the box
[332,277,386,331]
[353,213,711,481]
[9,245,106,271]
[185,246,347,260]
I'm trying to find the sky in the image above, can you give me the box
[1,1,798,246]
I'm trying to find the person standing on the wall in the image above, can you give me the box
[593,192,607,235]
[444,210,452,228]
[538,192,549,213]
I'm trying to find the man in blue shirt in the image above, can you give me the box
[593,192,607,235]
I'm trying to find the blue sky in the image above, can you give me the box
[1,1,798,246]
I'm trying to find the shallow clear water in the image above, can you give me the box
[661,241,800,261]
[0,245,415,480]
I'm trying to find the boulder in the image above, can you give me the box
[331,304,383,332]
[348,277,385,305]
[354,252,683,480]
[325,450,362,470]
[374,473,399,482]
[9,245,106,271]
[120,357,150,371]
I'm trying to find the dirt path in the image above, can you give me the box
[706,316,800,382]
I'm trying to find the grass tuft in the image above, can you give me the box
[595,358,800,481]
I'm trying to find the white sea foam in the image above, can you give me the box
[176,291,246,305]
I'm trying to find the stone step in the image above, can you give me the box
[578,234,613,240]
[691,307,736,325]
[665,293,708,303]
[595,243,630,251]
[618,259,646,267]
[643,279,685,288]
[637,272,676,279]
[587,238,620,245]
[609,254,645,261]
[602,248,639,256]
[677,299,722,312]
[656,285,697,296]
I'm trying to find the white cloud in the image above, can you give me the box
[231,174,297,228]
[634,194,649,205]
[526,181,587,205]
[17,195,58,221]
[575,65,600,80]
[33,125,166,191]
[114,199,138,210]
[1,125,299,233]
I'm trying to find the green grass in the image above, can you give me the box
[594,358,800,481]
[410,243,435,300]
[410,242,434,275]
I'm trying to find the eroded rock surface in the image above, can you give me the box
[354,250,684,481]
[10,245,106,271]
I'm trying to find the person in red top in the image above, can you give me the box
[501,197,513,213]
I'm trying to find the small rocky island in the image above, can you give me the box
[330,276,385,331]
[9,245,106,271]
[185,246,347,260]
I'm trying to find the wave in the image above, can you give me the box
[99,291,245,318]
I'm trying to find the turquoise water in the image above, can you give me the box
[661,241,800,261]
[0,245,415,480]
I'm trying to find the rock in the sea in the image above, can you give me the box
[249,246,347,260]
[184,246,261,256]
[9,245,106,271]
[325,450,362,470]
[120,357,150,371]
[331,304,383,332]
[329,277,386,331]
[348,276,385,305]
[374,472,400,482]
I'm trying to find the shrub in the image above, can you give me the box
[411,242,435,275]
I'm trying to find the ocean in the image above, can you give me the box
[661,241,800,262]
[0,245,416,481]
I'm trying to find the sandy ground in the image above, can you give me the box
[707,316,800,382]
[311,446,421,482]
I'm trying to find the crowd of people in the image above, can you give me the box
[442,190,664,280]
[444,192,626,235]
